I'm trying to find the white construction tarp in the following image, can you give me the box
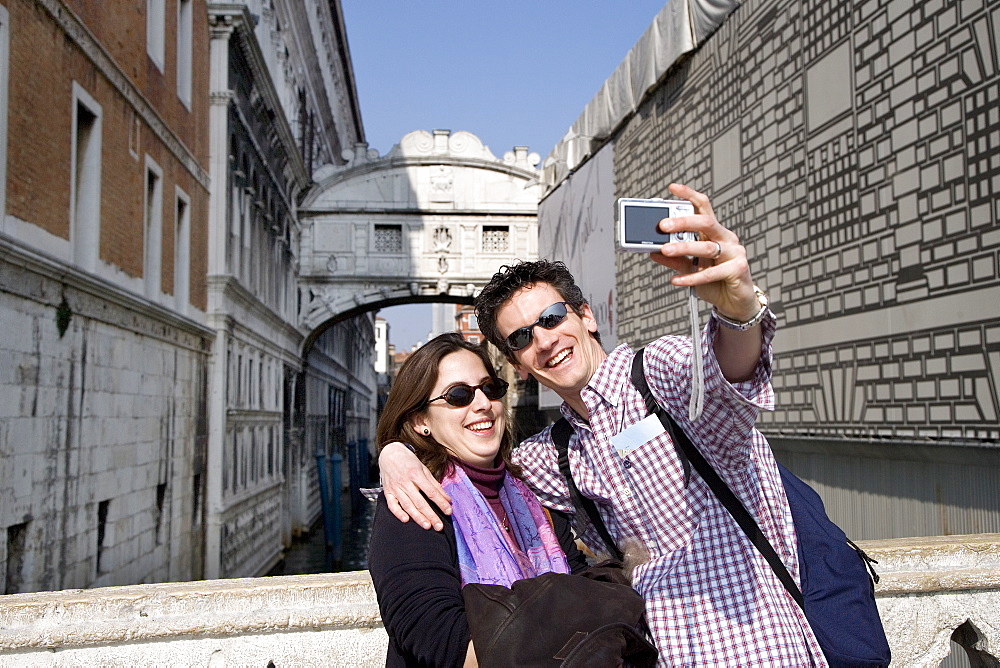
[536,144,617,408]
[542,0,739,194]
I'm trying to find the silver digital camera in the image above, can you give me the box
[615,198,696,252]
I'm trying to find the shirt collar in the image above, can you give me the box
[559,342,635,423]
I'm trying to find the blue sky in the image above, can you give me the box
[341,0,668,349]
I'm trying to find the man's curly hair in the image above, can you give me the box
[475,259,602,362]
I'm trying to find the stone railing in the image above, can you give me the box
[868,533,1000,666]
[0,534,997,666]
[0,572,389,666]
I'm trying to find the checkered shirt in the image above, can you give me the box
[513,312,828,666]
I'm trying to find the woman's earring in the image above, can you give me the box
[422,428,430,436]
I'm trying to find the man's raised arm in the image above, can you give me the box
[377,442,452,531]
[650,183,767,383]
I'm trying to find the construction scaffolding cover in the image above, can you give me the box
[541,0,739,194]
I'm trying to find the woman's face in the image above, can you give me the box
[410,349,506,468]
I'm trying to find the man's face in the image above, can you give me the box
[495,283,606,402]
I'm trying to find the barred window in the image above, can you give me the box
[482,225,509,253]
[374,224,402,253]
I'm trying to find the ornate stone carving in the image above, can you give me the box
[429,166,454,202]
[432,226,452,252]
[403,130,434,154]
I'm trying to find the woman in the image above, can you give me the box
[368,333,586,667]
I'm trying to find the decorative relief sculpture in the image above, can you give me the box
[448,131,472,154]
[374,258,400,274]
[403,130,434,154]
[432,226,453,252]
[430,166,454,202]
[301,286,335,326]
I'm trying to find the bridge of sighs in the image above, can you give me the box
[298,129,542,346]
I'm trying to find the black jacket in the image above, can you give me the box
[367,492,587,667]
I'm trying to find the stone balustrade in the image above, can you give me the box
[0,534,997,666]
[867,533,1000,666]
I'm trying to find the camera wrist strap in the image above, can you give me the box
[688,287,705,421]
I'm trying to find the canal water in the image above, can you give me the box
[267,493,376,575]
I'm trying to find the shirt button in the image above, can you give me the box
[623,460,633,469]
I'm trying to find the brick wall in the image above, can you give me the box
[4,0,209,310]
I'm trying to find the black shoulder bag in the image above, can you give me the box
[550,417,624,561]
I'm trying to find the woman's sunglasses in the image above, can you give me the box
[425,378,509,408]
[505,302,572,351]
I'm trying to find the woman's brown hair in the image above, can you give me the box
[376,332,519,480]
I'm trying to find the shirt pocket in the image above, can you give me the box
[617,430,709,554]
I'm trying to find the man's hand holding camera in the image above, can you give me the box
[648,183,766,383]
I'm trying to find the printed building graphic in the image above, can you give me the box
[540,0,999,540]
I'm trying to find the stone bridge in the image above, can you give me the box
[2,534,998,666]
[297,129,541,349]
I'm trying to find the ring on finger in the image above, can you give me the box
[710,241,722,260]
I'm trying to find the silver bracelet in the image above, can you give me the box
[712,286,769,331]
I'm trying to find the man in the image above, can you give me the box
[379,184,827,665]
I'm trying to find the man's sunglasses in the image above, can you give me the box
[505,302,572,351]
[425,378,509,408]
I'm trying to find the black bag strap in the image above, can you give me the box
[551,418,625,562]
[630,348,804,609]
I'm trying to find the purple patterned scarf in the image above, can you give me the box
[442,463,570,586]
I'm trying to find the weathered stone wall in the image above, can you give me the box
[0,571,388,666]
[0,245,211,593]
[219,485,284,578]
[870,533,1000,666]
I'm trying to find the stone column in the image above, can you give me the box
[203,10,237,580]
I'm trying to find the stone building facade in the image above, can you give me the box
[299,129,541,330]
[203,1,366,579]
[540,0,999,540]
[0,0,370,592]
[0,0,212,592]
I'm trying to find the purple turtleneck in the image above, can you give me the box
[452,458,515,539]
